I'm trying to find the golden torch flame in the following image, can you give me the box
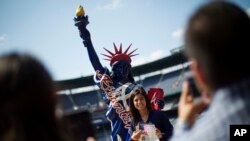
[75,5,85,17]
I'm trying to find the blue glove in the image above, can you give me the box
[156,99,165,110]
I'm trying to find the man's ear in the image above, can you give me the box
[190,59,207,92]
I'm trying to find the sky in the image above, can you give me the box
[1,0,250,81]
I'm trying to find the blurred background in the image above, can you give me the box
[1,0,249,140]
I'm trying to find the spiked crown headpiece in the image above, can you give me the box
[102,43,138,66]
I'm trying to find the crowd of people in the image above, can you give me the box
[1,1,250,141]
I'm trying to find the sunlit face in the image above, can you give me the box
[133,94,147,111]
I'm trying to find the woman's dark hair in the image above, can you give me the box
[0,53,71,141]
[129,87,151,126]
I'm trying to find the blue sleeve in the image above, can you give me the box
[74,14,105,73]
[160,111,174,141]
[94,67,111,105]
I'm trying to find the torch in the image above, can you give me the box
[74,5,91,46]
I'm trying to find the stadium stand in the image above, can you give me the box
[56,50,188,141]
[58,94,74,111]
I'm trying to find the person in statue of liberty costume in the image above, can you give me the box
[74,5,164,141]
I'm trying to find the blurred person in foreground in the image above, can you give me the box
[170,1,250,141]
[130,88,173,141]
[0,53,79,141]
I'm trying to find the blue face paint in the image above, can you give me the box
[111,61,130,82]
